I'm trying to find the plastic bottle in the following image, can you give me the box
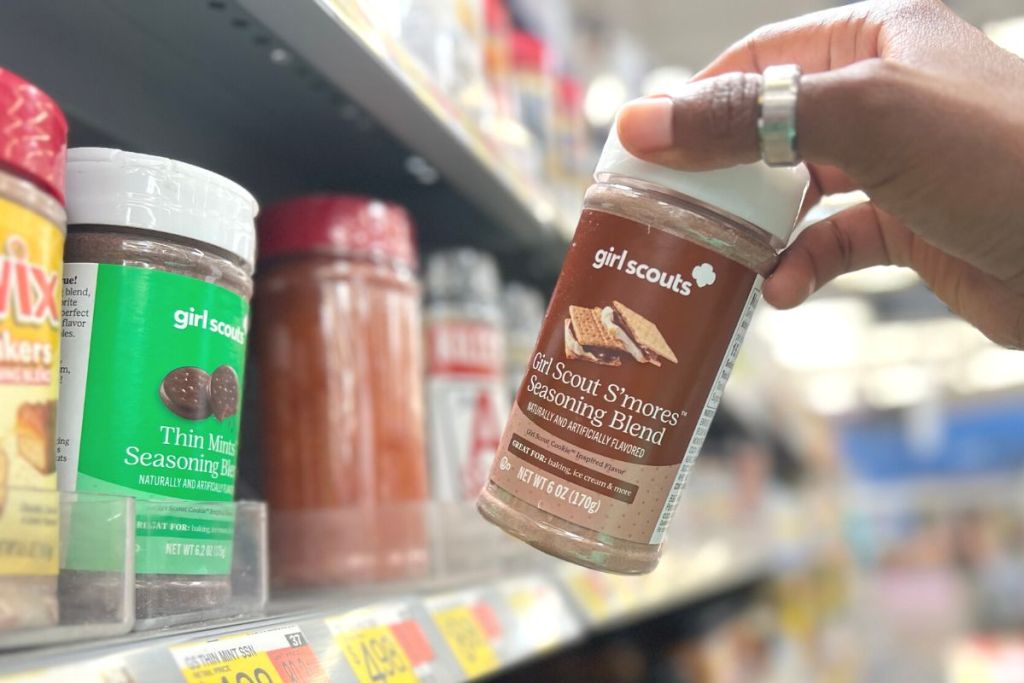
[478,125,809,573]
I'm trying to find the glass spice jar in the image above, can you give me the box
[478,126,809,574]
[256,195,429,583]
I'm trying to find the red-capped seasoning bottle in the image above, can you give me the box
[256,195,429,583]
[0,69,66,492]
[478,126,809,574]
[0,69,67,628]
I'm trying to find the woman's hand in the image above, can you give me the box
[617,0,1024,348]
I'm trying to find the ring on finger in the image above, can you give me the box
[758,64,802,167]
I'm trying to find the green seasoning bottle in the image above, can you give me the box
[56,148,257,621]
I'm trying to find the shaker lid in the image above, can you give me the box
[596,119,810,243]
[425,247,502,306]
[0,69,68,204]
[258,194,417,269]
[65,148,259,269]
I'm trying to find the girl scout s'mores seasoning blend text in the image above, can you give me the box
[478,125,809,574]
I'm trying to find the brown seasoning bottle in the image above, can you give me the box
[478,126,809,574]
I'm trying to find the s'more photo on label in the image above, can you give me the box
[488,209,761,546]
[564,301,678,368]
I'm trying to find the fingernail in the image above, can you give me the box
[618,97,674,153]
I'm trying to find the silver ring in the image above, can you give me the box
[758,64,801,167]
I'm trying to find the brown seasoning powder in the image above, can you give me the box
[478,180,782,574]
[63,224,251,618]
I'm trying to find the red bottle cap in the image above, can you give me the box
[0,69,68,205]
[558,76,583,110]
[484,0,510,31]
[258,194,417,269]
[511,31,550,72]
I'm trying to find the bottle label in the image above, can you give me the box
[0,197,63,577]
[487,209,760,544]
[57,263,248,574]
[426,320,510,501]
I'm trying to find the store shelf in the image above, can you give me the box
[242,0,561,226]
[0,0,567,286]
[0,522,820,682]
[0,574,578,683]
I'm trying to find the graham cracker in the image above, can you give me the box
[564,317,623,367]
[612,301,678,364]
[569,305,624,352]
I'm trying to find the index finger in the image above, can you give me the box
[694,1,881,78]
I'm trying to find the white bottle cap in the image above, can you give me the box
[595,122,810,244]
[65,148,259,269]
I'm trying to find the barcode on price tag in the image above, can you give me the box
[426,594,501,679]
[326,604,435,683]
[171,624,327,683]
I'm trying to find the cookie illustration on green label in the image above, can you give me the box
[209,365,239,421]
[159,366,212,420]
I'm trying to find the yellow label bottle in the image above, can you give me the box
[0,67,68,628]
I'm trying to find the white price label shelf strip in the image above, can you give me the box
[171,624,328,683]
[497,576,583,660]
[0,657,132,683]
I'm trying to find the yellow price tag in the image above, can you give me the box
[336,625,418,683]
[432,606,499,679]
[179,652,281,683]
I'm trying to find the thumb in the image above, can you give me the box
[617,59,920,180]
